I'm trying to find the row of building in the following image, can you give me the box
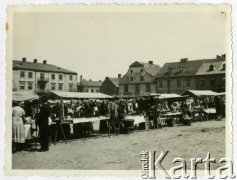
[12,54,226,95]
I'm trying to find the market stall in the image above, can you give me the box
[181,90,225,121]
[157,94,187,126]
[12,91,39,140]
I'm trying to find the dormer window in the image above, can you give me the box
[222,63,226,70]
[179,67,185,73]
[209,65,215,71]
[168,66,173,74]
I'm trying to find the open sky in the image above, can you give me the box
[13,10,227,81]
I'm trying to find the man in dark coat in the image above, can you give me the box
[37,101,51,151]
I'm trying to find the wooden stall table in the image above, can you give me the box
[160,112,182,127]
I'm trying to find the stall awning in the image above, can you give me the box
[181,90,219,98]
[50,91,113,99]
[12,91,39,102]
[159,93,186,99]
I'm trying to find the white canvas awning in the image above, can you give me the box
[181,90,219,98]
[159,93,186,99]
[50,91,113,99]
[12,92,39,102]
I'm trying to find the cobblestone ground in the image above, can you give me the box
[12,120,226,171]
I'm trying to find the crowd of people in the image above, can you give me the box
[12,95,225,153]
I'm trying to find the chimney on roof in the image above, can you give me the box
[180,58,188,62]
[22,57,26,62]
[43,60,47,64]
[148,61,153,65]
[89,79,92,81]
[222,54,226,59]
[34,59,37,63]
[216,55,222,59]
[99,80,102,82]
[118,74,121,78]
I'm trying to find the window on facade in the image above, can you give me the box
[124,85,128,93]
[186,79,191,87]
[146,84,151,92]
[131,70,133,73]
[96,89,99,92]
[20,71,25,78]
[199,80,205,87]
[51,83,56,90]
[210,78,216,86]
[51,74,55,80]
[69,84,73,92]
[141,69,143,73]
[40,73,44,80]
[69,75,73,80]
[91,89,94,93]
[59,75,63,80]
[159,80,163,87]
[130,77,133,81]
[28,72,33,78]
[28,83,33,90]
[58,83,63,90]
[135,84,140,94]
[20,82,25,90]
[177,79,181,87]
[140,76,144,81]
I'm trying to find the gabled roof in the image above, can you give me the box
[78,80,103,87]
[195,58,225,75]
[13,60,77,75]
[108,77,119,87]
[130,61,161,76]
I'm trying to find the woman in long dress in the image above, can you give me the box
[12,103,25,152]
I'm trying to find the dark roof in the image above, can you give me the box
[13,60,77,75]
[130,61,161,76]
[156,59,204,78]
[195,59,225,75]
[108,77,119,87]
[156,58,225,78]
[78,80,103,87]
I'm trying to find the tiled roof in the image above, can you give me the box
[108,77,119,87]
[156,59,205,78]
[13,60,77,74]
[195,59,225,75]
[130,61,161,76]
[78,80,103,87]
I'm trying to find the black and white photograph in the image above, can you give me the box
[3,4,233,178]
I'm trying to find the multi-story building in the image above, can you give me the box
[119,61,161,96]
[100,75,120,95]
[13,57,78,93]
[156,55,226,94]
[77,76,102,93]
